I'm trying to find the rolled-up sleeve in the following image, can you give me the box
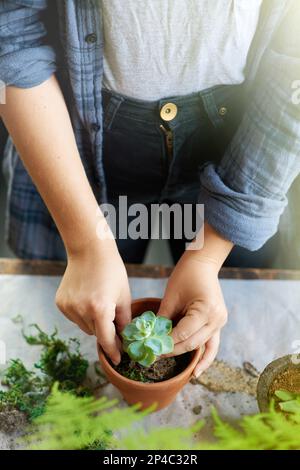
[0,0,56,88]
[199,3,300,251]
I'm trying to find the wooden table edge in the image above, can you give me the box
[0,258,300,280]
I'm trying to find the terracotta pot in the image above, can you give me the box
[257,355,300,412]
[98,298,203,411]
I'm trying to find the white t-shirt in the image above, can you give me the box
[101,0,263,101]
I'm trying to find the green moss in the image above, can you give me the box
[117,366,149,383]
[0,325,90,422]
[114,355,149,383]
[0,359,47,420]
[0,325,115,449]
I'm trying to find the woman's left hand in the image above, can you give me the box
[157,250,228,378]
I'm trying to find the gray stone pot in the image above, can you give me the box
[257,355,300,412]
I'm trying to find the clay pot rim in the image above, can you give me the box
[257,354,300,412]
[98,297,203,389]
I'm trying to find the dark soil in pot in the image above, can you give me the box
[112,352,192,383]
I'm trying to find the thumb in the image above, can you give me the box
[157,293,178,319]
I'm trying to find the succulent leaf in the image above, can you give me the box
[122,339,131,354]
[279,400,300,413]
[135,318,152,337]
[121,323,139,341]
[275,390,298,402]
[153,316,172,336]
[138,349,157,367]
[122,311,174,367]
[144,338,163,356]
[140,311,156,323]
[121,323,144,341]
[127,341,146,361]
[161,335,174,354]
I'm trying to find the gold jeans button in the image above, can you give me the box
[219,106,228,117]
[160,103,178,121]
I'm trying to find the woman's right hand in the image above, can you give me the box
[55,239,131,365]
[0,76,131,366]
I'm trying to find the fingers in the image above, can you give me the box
[167,325,213,357]
[56,302,94,336]
[157,295,178,319]
[115,297,132,333]
[171,309,207,344]
[93,303,121,366]
[193,332,220,378]
[115,333,123,353]
[56,291,127,365]
[72,318,94,336]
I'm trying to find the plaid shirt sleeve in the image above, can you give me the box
[0,0,56,88]
[199,2,300,251]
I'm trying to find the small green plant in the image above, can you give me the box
[0,325,90,421]
[275,390,300,413]
[0,359,46,420]
[23,387,300,450]
[23,384,149,450]
[121,311,174,367]
[23,325,89,394]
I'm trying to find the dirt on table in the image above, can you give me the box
[191,359,259,396]
[0,410,27,450]
[192,405,202,415]
[268,366,300,400]
[114,353,191,383]
[0,410,27,434]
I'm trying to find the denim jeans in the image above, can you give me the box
[102,87,278,266]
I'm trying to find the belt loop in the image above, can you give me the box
[200,90,224,129]
[103,91,125,131]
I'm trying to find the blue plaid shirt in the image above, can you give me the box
[0,0,299,259]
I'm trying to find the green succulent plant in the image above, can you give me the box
[275,390,300,413]
[121,311,174,367]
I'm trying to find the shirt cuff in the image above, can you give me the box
[0,46,56,88]
[199,165,287,251]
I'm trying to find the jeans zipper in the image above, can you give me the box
[160,124,173,163]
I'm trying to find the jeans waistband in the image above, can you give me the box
[102,83,246,128]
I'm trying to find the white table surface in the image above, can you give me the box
[1,275,300,446]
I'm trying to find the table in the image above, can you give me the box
[1,257,300,279]
[1,259,300,448]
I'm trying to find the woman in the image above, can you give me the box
[0,0,299,376]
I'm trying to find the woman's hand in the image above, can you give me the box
[158,254,227,377]
[158,223,233,377]
[0,77,132,366]
[56,239,131,366]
